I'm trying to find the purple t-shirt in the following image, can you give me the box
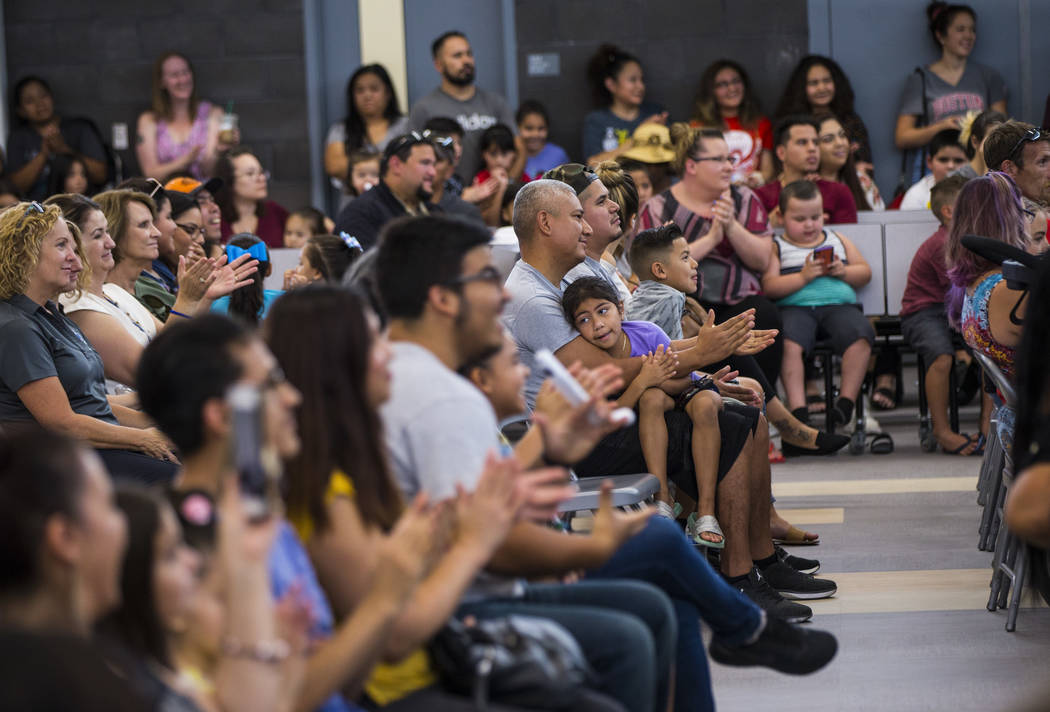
[622,320,672,356]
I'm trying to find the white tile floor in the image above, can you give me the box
[710,401,1050,711]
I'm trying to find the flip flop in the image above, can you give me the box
[942,432,980,456]
[871,386,896,410]
[772,525,820,546]
[869,431,894,455]
[687,513,726,549]
[806,394,826,414]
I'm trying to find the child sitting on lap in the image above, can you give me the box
[625,224,699,339]
[562,276,726,548]
[761,180,874,429]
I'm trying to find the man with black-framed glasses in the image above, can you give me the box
[983,120,1050,206]
[334,132,443,250]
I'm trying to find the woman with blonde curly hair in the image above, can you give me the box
[0,201,179,483]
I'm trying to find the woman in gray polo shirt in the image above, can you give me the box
[0,202,178,484]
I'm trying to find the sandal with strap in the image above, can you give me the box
[772,525,820,546]
[687,513,726,549]
[871,386,896,410]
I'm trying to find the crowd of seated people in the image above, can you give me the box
[3,1,1050,708]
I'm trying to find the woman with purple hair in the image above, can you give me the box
[944,172,1029,379]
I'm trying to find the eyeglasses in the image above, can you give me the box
[15,201,44,230]
[236,169,270,181]
[1009,128,1043,162]
[546,163,596,180]
[689,154,738,166]
[175,222,206,238]
[445,265,503,288]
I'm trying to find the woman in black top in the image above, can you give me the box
[6,76,108,200]
[0,201,178,483]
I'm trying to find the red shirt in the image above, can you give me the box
[900,225,950,317]
[755,179,858,225]
[722,116,772,182]
[474,169,530,185]
[219,200,289,248]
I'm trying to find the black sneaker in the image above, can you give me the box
[776,545,820,575]
[760,560,837,600]
[709,615,838,675]
[732,568,813,623]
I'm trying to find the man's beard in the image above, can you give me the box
[444,66,475,87]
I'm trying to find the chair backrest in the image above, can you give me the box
[827,223,886,316]
[264,247,302,291]
[972,350,1017,408]
[883,221,940,316]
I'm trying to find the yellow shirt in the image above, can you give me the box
[289,471,437,705]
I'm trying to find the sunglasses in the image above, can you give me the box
[15,201,45,230]
[1009,128,1043,162]
[387,130,453,155]
[145,177,165,199]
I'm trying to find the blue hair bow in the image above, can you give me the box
[226,242,269,263]
[339,232,362,251]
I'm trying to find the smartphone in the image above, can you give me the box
[226,383,270,519]
[813,245,834,267]
[535,349,636,427]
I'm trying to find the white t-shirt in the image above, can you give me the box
[900,173,937,211]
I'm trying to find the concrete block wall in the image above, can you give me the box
[515,0,808,162]
[3,0,312,210]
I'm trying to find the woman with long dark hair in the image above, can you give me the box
[691,60,773,187]
[816,116,881,212]
[266,286,561,711]
[775,55,872,171]
[324,65,410,196]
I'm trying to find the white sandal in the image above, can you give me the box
[687,513,726,549]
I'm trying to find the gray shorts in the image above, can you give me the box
[901,305,960,367]
[780,304,875,355]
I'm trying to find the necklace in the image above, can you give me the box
[100,292,149,336]
[619,331,629,358]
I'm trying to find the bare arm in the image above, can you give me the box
[324,141,349,181]
[761,243,808,300]
[308,497,489,662]
[9,149,50,194]
[17,377,174,458]
[759,149,775,183]
[725,220,773,272]
[555,334,646,383]
[67,311,144,387]
[990,100,1007,114]
[1005,463,1050,548]
[894,114,962,150]
[836,234,872,288]
[986,278,1027,348]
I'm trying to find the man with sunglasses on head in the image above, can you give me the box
[334,132,442,251]
[983,120,1050,206]
[754,116,857,225]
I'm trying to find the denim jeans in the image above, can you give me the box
[457,579,675,712]
[588,516,765,712]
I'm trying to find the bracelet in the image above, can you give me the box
[220,636,290,664]
[169,309,193,319]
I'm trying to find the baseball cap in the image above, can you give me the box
[164,175,223,196]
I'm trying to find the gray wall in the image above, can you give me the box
[809,0,1042,198]
[3,0,311,209]
[514,0,809,162]
[403,0,508,106]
